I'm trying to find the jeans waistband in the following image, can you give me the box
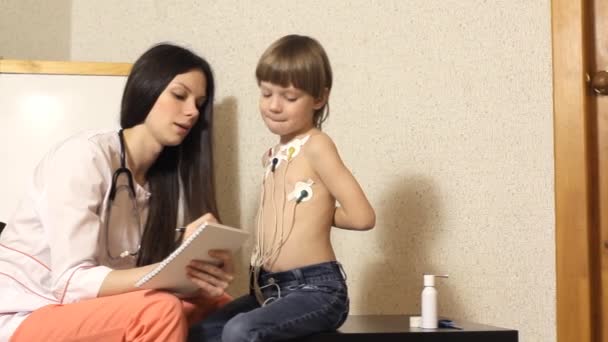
[256,261,346,286]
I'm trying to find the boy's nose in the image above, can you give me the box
[269,97,282,112]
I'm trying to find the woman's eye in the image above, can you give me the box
[173,93,186,100]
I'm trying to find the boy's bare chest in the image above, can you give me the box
[263,157,317,196]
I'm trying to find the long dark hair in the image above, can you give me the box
[120,43,218,266]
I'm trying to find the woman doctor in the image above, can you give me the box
[0,43,234,341]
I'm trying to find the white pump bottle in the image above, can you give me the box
[421,274,448,329]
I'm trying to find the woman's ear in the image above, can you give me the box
[313,88,330,110]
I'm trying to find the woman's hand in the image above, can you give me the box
[186,250,235,298]
[183,213,234,298]
[184,212,218,240]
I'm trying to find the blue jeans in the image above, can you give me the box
[188,261,349,342]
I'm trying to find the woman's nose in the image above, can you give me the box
[184,99,199,116]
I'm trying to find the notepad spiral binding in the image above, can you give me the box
[134,224,206,287]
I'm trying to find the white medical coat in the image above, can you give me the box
[0,130,151,340]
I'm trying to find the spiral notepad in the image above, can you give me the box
[135,222,249,294]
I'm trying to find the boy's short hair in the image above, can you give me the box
[256,35,332,129]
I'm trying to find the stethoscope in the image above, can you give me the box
[104,129,143,260]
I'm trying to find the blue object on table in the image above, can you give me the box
[438,319,463,330]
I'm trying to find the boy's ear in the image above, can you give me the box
[313,88,330,110]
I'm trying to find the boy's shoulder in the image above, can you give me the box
[303,130,338,157]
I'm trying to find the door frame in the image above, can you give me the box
[552,0,601,341]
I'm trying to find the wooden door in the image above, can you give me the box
[591,1,608,339]
[552,0,607,341]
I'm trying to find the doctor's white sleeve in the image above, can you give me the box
[35,137,113,304]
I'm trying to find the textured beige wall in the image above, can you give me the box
[68,1,554,341]
[0,0,72,60]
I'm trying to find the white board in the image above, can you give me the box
[0,70,127,221]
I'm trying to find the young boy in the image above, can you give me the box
[189,34,375,342]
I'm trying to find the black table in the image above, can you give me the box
[295,315,518,342]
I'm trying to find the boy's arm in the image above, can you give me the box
[306,134,375,230]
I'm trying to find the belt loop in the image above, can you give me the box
[337,262,347,281]
[293,268,305,283]
[249,268,255,292]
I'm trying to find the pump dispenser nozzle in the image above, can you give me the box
[423,274,448,287]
